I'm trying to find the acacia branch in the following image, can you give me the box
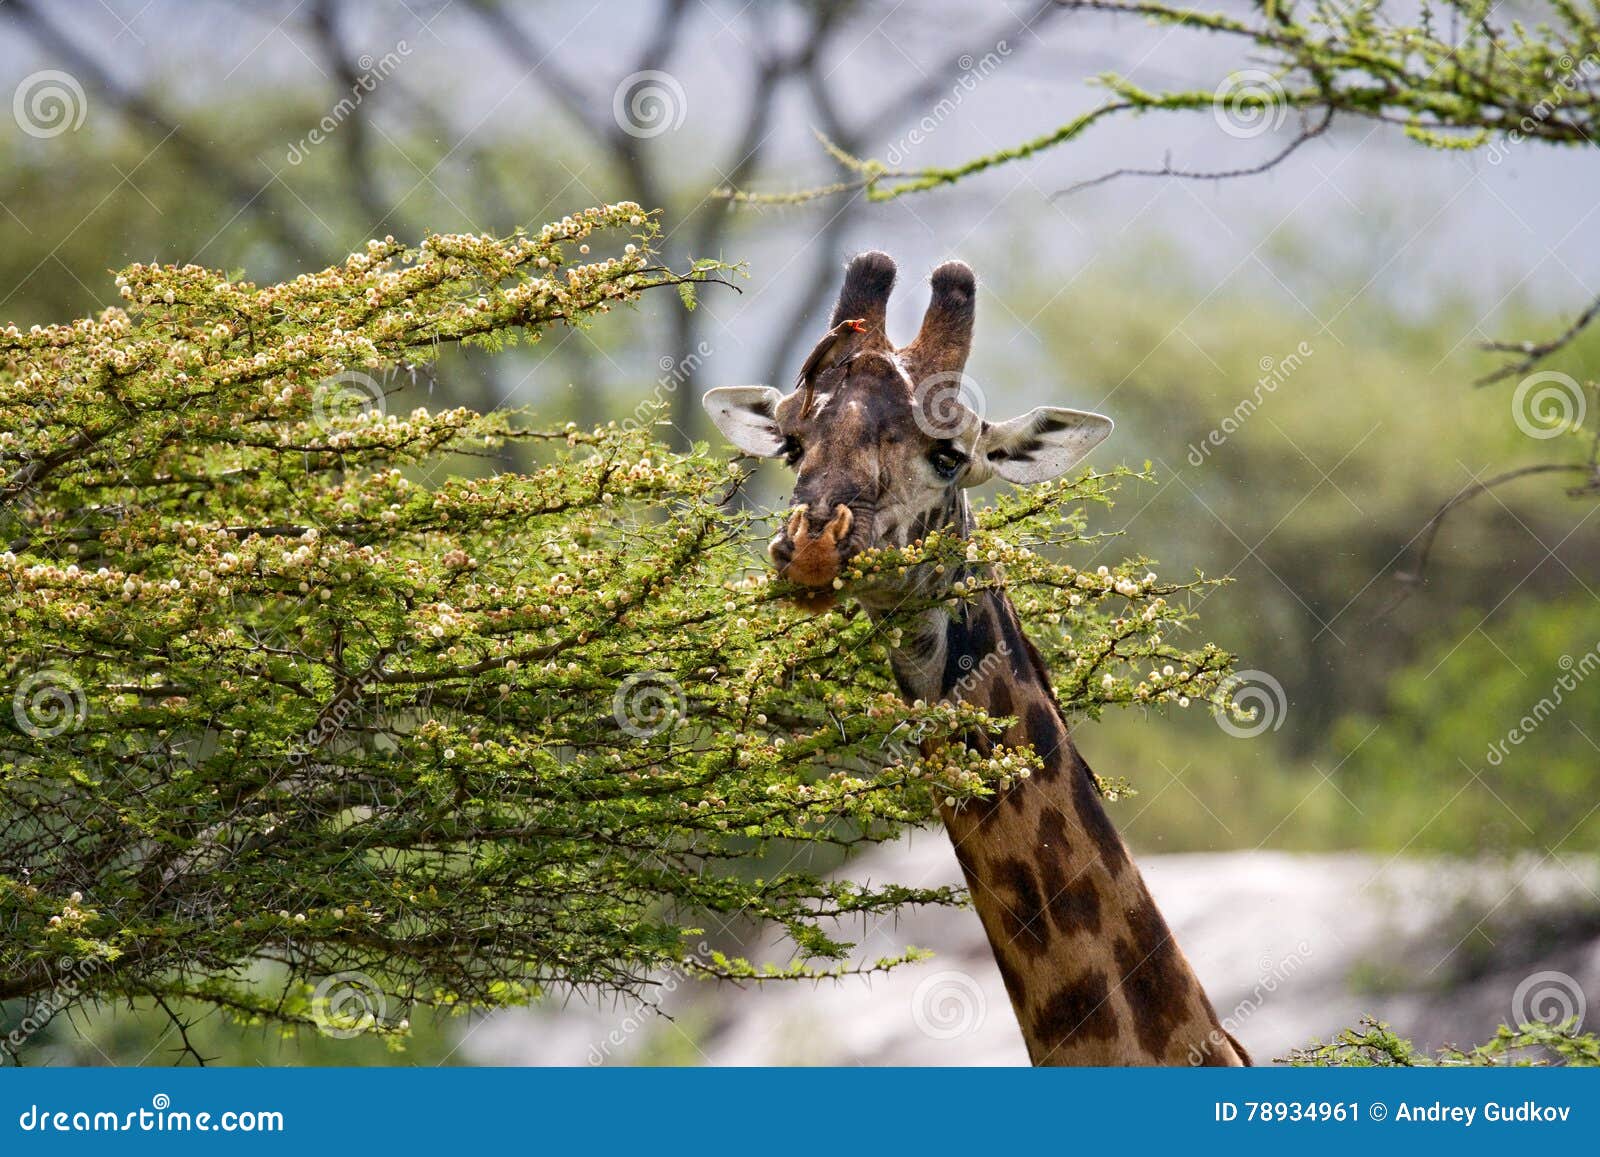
[1054,107,1335,196]
[1388,462,1600,607]
[1478,291,1600,385]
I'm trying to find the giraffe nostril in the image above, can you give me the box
[786,504,809,540]
[798,503,854,542]
[773,500,859,590]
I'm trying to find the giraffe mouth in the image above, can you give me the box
[770,503,854,611]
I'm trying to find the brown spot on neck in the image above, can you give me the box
[1032,970,1120,1057]
[924,594,1242,1066]
[1036,808,1102,937]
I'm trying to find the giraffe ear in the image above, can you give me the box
[972,407,1113,485]
[703,386,787,457]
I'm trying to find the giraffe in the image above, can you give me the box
[703,252,1249,1066]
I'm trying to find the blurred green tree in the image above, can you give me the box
[1332,596,1600,854]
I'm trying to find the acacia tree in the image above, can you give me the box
[0,204,1235,1060]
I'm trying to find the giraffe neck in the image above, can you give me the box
[885,586,1247,1066]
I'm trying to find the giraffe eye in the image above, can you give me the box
[929,444,967,480]
[781,435,803,465]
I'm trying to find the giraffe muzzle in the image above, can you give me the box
[770,503,854,592]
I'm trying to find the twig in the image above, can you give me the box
[150,993,216,1067]
[1381,462,1599,616]
[1477,291,1600,386]
[1054,108,1335,197]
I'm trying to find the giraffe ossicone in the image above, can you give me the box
[703,251,1248,1066]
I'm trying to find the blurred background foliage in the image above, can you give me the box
[1,0,1596,1064]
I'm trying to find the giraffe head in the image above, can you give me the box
[704,252,1113,607]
